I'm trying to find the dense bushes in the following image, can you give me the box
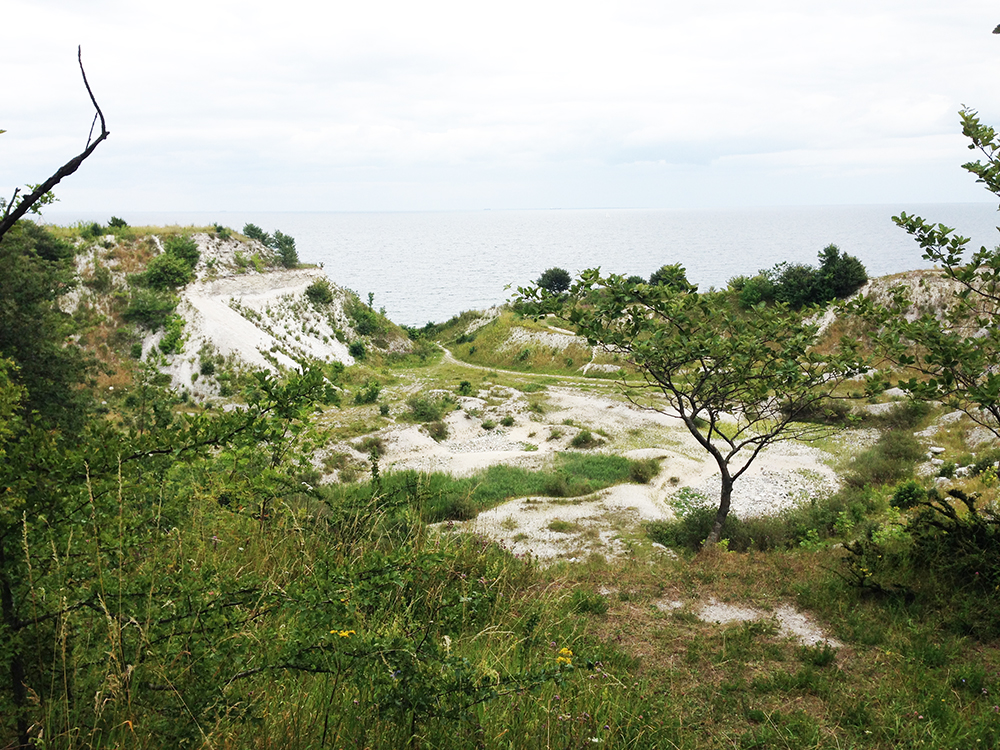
[730,244,867,309]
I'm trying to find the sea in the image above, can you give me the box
[44,204,1000,326]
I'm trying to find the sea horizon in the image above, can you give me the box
[42,202,1000,326]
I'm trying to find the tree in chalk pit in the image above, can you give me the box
[519,269,865,544]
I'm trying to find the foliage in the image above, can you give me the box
[305,278,334,305]
[353,380,381,404]
[518,268,864,543]
[328,453,647,522]
[107,215,128,228]
[734,244,867,309]
[536,266,572,293]
[850,108,1000,439]
[242,222,272,245]
[0,221,94,433]
[569,429,602,449]
[141,250,193,289]
[163,233,200,268]
[649,263,696,292]
[122,288,179,330]
[158,312,186,354]
[272,229,299,268]
[407,393,453,422]
[349,339,367,359]
[846,487,1000,638]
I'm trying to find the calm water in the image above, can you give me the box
[46,204,1000,326]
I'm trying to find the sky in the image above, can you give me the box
[3,0,1000,213]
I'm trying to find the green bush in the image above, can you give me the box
[570,429,601,449]
[272,230,299,268]
[242,223,271,245]
[353,381,381,405]
[349,340,366,360]
[649,263,696,292]
[629,457,661,484]
[305,279,334,305]
[122,289,178,330]
[408,394,452,422]
[163,234,200,269]
[142,252,193,290]
[158,313,186,355]
[844,430,925,489]
[425,421,449,442]
[457,380,473,396]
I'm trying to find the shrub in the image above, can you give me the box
[891,480,926,509]
[843,430,925,489]
[353,380,381,405]
[500,415,515,427]
[457,380,473,396]
[649,263,696,292]
[408,394,452,422]
[481,419,497,431]
[142,252,193,290]
[629,457,661,484]
[242,223,271,245]
[163,234,200,269]
[272,230,299,268]
[570,429,601,449]
[425,421,449,442]
[158,313,186,354]
[305,279,334,305]
[123,289,178,330]
[349,340,366,360]
[108,216,128,229]
[537,267,572,293]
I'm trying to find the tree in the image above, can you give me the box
[519,270,863,543]
[851,108,1000,438]
[536,266,571,294]
[0,47,108,242]
[272,230,299,268]
[649,263,697,292]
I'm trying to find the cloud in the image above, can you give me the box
[3,0,999,210]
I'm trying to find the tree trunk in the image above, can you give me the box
[705,475,734,546]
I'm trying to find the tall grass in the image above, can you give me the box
[325,453,649,522]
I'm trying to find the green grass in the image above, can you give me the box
[325,453,646,522]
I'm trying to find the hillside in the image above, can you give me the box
[63,225,409,401]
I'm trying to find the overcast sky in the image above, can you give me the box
[3,0,1000,213]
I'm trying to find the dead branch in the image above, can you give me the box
[0,46,109,241]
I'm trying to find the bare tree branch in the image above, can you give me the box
[0,46,109,241]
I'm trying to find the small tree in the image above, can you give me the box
[852,107,1000,438]
[272,230,299,268]
[519,269,863,543]
[649,263,697,292]
[537,267,572,294]
[242,223,272,246]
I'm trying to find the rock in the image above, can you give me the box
[931,458,944,466]
[929,446,946,454]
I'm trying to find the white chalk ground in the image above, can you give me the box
[149,234,365,399]
[361,382,845,563]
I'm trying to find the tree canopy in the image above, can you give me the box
[851,108,1000,438]
[519,269,863,543]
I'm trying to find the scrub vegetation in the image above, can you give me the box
[4,110,1000,749]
